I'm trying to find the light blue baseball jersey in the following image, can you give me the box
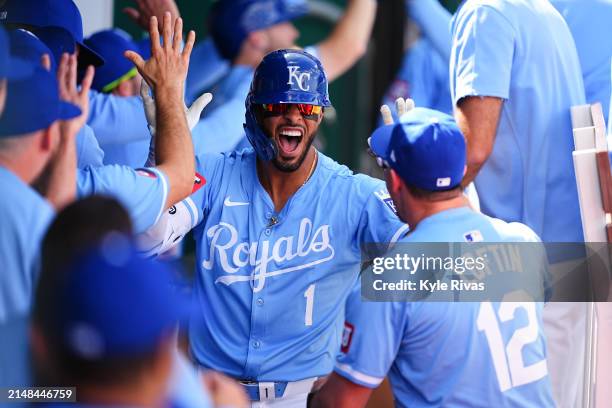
[551,0,612,124]
[87,90,151,167]
[186,148,406,381]
[0,166,54,388]
[382,38,452,124]
[185,38,230,105]
[337,207,555,408]
[450,0,586,243]
[76,124,104,168]
[76,166,168,233]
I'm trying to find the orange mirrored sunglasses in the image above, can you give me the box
[261,103,323,116]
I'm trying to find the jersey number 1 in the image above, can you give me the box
[477,301,548,392]
[304,284,315,326]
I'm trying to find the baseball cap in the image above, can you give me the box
[84,29,139,93]
[8,29,57,72]
[0,24,34,80]
[210,0,308,60]
[0,67,81,137]
[58,235,191,359]
[0,0,105,67]
[369,108,467,191]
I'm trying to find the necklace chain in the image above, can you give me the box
[302,150,318,187]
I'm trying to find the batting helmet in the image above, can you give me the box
[244,49,332,161]
[210,0,308,61]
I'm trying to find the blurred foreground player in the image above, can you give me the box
[139,49,407,406]
[32,196,247,408]
[31,241,203,408]
[313,108,555,408]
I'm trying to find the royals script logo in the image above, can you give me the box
[202,218,335,292]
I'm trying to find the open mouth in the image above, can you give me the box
[278,127,303,156]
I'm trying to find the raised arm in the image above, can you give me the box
[125,12,195,208]
[316,0,377,82]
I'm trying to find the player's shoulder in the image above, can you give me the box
[318,152,385,193]
[195,147,255,173]
[485,215,541,243]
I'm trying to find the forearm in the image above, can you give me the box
[155,87,194,207]
[37,130,77,210]
[454,96,502,187]
[318,0,377,81]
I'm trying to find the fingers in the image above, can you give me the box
[396,97,407,118]
[191,92,213,113]
[79,65,95,98]
[123,7,141,23]
[182,30,196,60]
[67,54,77,95]
[56,53,69,99]
[40,54,51,71]
[405,98,415,112]
[162,12,172,52]
[124,50,145,72]
[380,104,394,125]
[149,16,161,55]
[173,17,183,51]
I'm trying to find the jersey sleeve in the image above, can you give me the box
[76,165,168,233]
[354,178,409,259]
[87,90,150,145]
[450,4,515,105]
[335,284,405,388]
[76,124,105,169]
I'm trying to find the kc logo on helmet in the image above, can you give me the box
[287,66,311,91]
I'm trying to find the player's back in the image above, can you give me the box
[336,207,554,407]
[381,208,553,407]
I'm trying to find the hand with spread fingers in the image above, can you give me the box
[125,12,194,97]
[57,53,95,138]
[380,97,416,125]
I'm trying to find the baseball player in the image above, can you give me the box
[312,108,555,408]
[139,49,407,406]
[83,28,149,167]
[6,28,105,169]
[0,24,33,115]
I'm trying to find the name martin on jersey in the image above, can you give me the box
[201,217,335,292]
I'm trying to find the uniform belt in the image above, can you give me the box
[238,378,317,401]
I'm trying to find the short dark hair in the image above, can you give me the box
[405,183,463,201]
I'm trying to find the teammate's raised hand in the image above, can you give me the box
[125,12,195,95]
[380,97,416,125]
[57,53,94,137]
[123,0,181,31]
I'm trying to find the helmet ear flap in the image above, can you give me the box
[244,98,277,161]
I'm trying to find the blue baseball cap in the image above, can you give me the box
[0,0,105,67]
[0,24,34,80]
[84,29,139,93]
[369,108,467,191]
[8,29,57,72]
[210,0,308,60]
[0,67,81,137]
[58,235,191,359]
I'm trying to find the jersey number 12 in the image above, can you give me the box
[477,300,548,392]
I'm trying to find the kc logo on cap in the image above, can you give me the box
[287,66,311,91]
